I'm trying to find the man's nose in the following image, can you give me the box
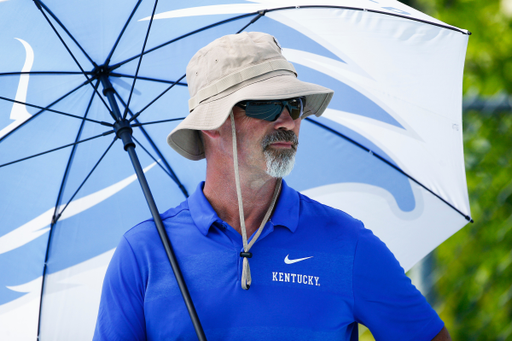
[274,108,296,130]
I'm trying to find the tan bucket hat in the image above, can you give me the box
[167,31,334,160]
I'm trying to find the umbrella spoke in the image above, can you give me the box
[131,135,188,195]
[122,0,160,121]
[37,138,117,337]
[236,11,266,33]
[133,133,188,197]
[104,0,143,67]
[52,137,118,225]
[109,12,256,71]
[0,96,113,126]
[0,79,107,142]
[258,5,470,34]
[128,74,187,123]
[112,11,265,124]
[305,117,473,223]
[36,79,107,337]
[0,71,89,77]
[51,79,103,223]
[131,118,185,126]
[122,0,159,120]
[33,0,111,111]
[110,73,187,86]
[114,92,189,197]
[33,0,96,68]
[0,131,114,169]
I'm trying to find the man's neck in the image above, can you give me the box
[203,170,279,237]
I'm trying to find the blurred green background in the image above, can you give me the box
[360,0,512,339]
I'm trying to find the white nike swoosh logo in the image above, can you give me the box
[284,254,313,264]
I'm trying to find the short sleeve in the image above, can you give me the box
[352,228,444,341]
[93,235,147,341]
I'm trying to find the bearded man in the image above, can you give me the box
[94,32,451,341]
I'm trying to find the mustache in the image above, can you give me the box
[261,130,299,150]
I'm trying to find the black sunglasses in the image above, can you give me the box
[235,97,306,122]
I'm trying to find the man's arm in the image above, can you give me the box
[94,235,146,340]
[432,326,452,341]
[352,228,448,340]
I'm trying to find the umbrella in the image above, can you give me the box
[0,0,472,339]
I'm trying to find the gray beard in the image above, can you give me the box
[261,130,299,178]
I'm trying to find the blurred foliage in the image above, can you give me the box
[404,0,512,339]
[410,0,512,95]
[435,110,512,340]
[361,0,512,340]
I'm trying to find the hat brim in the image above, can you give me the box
[167,72,334,160]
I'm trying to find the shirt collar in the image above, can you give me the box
[270,179,299,232]
[188,179,300,236]
[188,182,222,236]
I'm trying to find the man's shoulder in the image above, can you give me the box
[296,189,363,227]
[124,199,191,238]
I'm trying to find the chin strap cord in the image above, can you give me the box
[229,111,282,290]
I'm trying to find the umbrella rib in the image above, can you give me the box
[109,13,256,71]
[52,138,118,225]
[36,140,116,333]
[110,3,469,73]
[131,135,189,197]
[49,79,102,222]
[122,0,160,120]
[0,79,102,143]
[114,92,189,197]
[131,117,185,126]
[36,80,106,338]
[131,135,170,176]
[236,11,266,33]
[133,134,188,197]
[262,6,470,35]
[0,71,89,77]
[0,96,113,126]
[33,0,111,111]
[128,74,187,123]
[33,0,97,67]
[0,131,114,169]
[104,0,143,67]
[110,72,188,86]
[304,117,473,223]
[118,12,261,125]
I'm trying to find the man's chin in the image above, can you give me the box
[264,150,296,178]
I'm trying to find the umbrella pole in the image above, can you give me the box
[100,75,207,341]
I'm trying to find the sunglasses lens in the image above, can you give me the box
[245,101,283,121]
[242,98,304,121]
[287,98,303,120]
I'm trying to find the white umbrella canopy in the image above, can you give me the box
[0,0,471,339]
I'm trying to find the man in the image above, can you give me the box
[94,32,451,340]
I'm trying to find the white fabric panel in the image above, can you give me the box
[270,8,471,216]
[0,277,41,341]
[39,250,114,341]
[146,0,467,33]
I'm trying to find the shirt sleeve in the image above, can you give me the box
[93,235,147,341]
[352,228,444,341]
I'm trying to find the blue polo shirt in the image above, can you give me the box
[94,181,443,341]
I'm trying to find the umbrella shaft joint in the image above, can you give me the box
[114,120,135,151]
